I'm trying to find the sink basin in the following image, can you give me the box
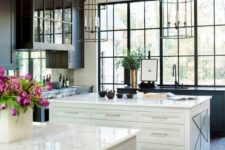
[158,86,189,90]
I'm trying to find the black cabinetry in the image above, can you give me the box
[0,0,16,69]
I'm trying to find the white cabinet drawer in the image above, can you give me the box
[92,110,136,122]
[91,120,137,128]
[53,107,91,119]
[137,111,184,124]
[137,123,184,145]
[51,116,91,125]
[137,142,184,150]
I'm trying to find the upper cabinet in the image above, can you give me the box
[0,0,16,69]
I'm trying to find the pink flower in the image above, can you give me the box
[0,67,5,76]
[1,103,6,110]
[11,108,17,116]
[39,99,50,107]
[17,96,23,104]
[25,73,32,80]
[11,79,22,90]
[35,86,42,95]
[20,91,27,98]
[23,98,30,107]
[46,82,53,91]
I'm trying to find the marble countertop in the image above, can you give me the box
[0,123,138,150]
[50,93,211,109]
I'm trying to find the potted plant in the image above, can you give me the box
[0,67,49,143]
[116,49,144,88]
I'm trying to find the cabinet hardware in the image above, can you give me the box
[152,117,168,120]
[65,112,79,114]
[151,133,168,137]
[105,114,121,117]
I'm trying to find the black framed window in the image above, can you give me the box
[99,0,225,90]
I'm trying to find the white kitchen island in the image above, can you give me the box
[49,93,211,150]
[0,123,139,150]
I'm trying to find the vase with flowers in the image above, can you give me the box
[0,67,49,143]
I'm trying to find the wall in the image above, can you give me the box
[51,69,74,85]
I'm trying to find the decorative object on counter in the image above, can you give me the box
[46,82,53,91]
[126,93,133,99]
[116,48,144,88]
[106,90,115,99]
[116,93,123,98]
[52,82,63,89]
[0,67,49,143]
[14,52,23,77]
[139,81,156,89]
[98,91,107,97]
[65,77,69,88]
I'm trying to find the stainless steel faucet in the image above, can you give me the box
[172,64,179,88]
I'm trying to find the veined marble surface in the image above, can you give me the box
[0,123,138,150]
[50,93,211,109]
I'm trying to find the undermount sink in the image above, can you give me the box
[158,86,189,90]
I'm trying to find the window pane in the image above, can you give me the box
[198,0,214,25]
[35,0,44,18]
[101,58,113,83]
[163,57,178,84]
[198,57,214,85]
[100,5,112,31]
[101,84,113,91]
[145,1,159,28]
[45,0,54,19]
[114,58,124,84]
[179,57,194,85]
[198,27,214,55]
[215,26,225,55]
[163,39,178,56]
[179,38,194,56]
[146,30,160,56]
[130,2,144,29]
[216,56,225,85]
[55,0,63,21]
[114,31,127,56]
[45,20,54,43]
[64,23,72,44]
[64,0,72,22]
[114,4,127,30]
[55,22,62,44]
[215,0,225,24]
[131,30,144,51]
[101,32,113,56]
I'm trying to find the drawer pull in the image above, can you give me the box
[65,112,79,115]
[151,133,168,137]
[152,117,168,120]
[105,114,121,117]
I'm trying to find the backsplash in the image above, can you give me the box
[51,69,74,85]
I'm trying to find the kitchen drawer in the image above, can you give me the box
[52,107,91,119]
[137,111,184,124]
[137,123,184,145]
[51,116,91,125]
[91,110,136,122]
[91,120,137,128]
[137,142,184,150]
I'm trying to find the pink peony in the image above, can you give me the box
[1,103,6,110]
[46,82,53,91]
[11,79,22,90]
[23,98,31,107]
[0,67,5,76]
[25,73,32,80]
[39,99,50,107]
[20,91,27,98]
[11,108,17,116]
[17,96,23,104]
[35,86,42,95]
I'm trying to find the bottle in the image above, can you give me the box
[46,74,49,82]
[66,77,69,88]
[59,74,62,82]
[43,76,46,85]
[49,74,52,82]
[62,76,66,88]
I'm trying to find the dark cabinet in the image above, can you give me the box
[0,0,16,69]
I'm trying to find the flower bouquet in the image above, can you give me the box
[0,67,49,143]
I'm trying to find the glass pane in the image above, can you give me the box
[64,23,72,44]
[55,0,63,21]
[114,4,127,30]
[163,57,178,85]
[130,2,144,29]
[198,0,214,25]
[101,5,113,31]
[152,57,160,84]
[55,22,62,44]
[45,20,54,43]
[114,31,127,56]
[216,56,225,85]
[34,18,44,42]
[20,59,29,77]
[179,38,194,56]
[162,2,177,28]
[215,26,225,55]
[100,32,113,56]
[64,0,72,22]
[35,0,44,18]
[146,30,160,56]
[179,57,194,85]
[101,58,113,83]
[114,58,124,84]
[215,0,225,24]
[198,57,214,85]
[45,0,54,19]
[100,84,113,91]
[130,30,144,51]
[145,1,159,28]
[198,27,214,55]
[163,39,178,56]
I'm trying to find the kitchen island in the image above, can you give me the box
[0,123,138,150]
[50,93,211,150]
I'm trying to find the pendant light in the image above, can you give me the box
[76,0,108,42]
[161,0,194,39]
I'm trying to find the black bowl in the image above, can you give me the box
[126,93,133,99]
[98,91,107,97]
[116,93,123,98]
[106,92,115,99]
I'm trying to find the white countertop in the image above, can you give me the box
[0,123,138,150]
[50,93,211,109]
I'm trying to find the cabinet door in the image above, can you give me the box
[0,0,14,68]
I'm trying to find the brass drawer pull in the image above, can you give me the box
[105,114,121,117]
[151,133,168,137]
